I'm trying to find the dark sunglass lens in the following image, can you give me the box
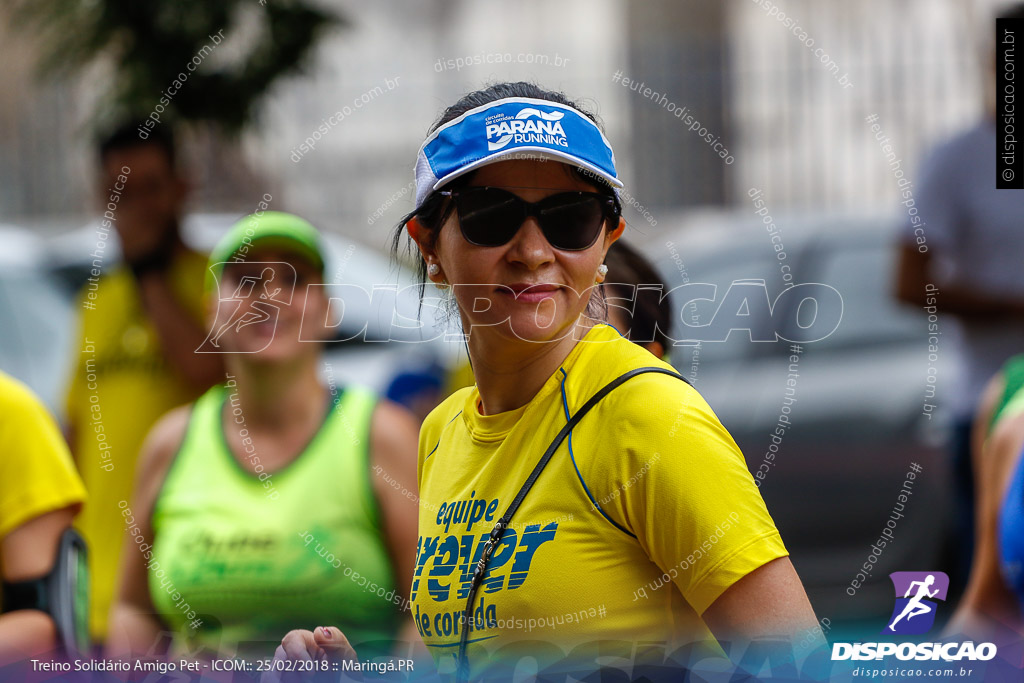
[538,194,606,250]
[456,188,522,246]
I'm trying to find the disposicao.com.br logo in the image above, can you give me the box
[831,571,997,662]
[883,571,947,635]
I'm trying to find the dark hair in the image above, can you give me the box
[602,240,672,352]
[391,82,622,293]
[97,120,176,168]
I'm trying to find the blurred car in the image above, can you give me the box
[0,226,75,413]
[642,210,954,624]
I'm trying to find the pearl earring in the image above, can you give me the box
[427,263,440,277]
[597,264,608,279]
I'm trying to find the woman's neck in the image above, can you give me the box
[468,319,596,415]
[224,355,325,428]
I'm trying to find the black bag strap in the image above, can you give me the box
[456,365,690,681]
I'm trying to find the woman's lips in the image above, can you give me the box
[498,283,562,303]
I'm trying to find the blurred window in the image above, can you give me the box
[660,246,778,365]
[777,241,920,352]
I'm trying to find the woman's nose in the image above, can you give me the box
[504,218,554,269]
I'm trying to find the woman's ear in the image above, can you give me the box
[407,217,447,283]
[407,217,438,261]
[600,217,626,260]
[608,216,626,243]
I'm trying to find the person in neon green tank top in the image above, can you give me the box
[274,83,825,680]
[106,212,422,663]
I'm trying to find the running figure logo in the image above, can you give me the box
[198,262,296,353]
[882,571,949,635]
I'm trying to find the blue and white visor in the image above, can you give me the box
[414,97,622,207]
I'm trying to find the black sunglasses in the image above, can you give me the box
[439,186,618,251]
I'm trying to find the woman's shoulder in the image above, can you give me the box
[141,386,223,482]
[565,330,734,459]
[0,371,52,421]
[569,325,706,418]
[133,403,195,518]
[984,411,1024,508]
[141,404,195,471]
[421,385,473,433]
[597,370,721,445]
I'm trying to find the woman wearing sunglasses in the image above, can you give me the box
[271,82,822,680]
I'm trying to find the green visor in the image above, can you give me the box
[206,211,325,292]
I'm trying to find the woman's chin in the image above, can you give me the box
[472,315,576,346]
[221,332,306,360]
[253,340,310,362]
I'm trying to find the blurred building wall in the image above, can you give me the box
[624,0,729,209]
[0,0,1005,239]
[256,0,627,242]
[729,0,984,210]
[0,10,89,225]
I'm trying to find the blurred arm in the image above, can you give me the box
[972,373,1005,489]
[136,269,224,391]
[944,411,1024,641]
[0,507,77,659]
[368,400,426,657]
[894,244,1024,319]
[106,406,190,658]
[62,333,84,464]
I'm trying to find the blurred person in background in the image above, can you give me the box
[107,212,421,661]
[893,2,1024,598]
[272,82,822,680]
[602,239,672,360]
[385,361,446,423]
[1,371,87,662]
[65,121,223,644]
[944,354,1024,644]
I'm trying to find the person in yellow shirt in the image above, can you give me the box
[0,371,87,663]
[65,122,223,643]
[272,83,823,680]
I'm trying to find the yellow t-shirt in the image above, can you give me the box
[413,323,788,679]
[0,371,87,610]
[65,250,208,640]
